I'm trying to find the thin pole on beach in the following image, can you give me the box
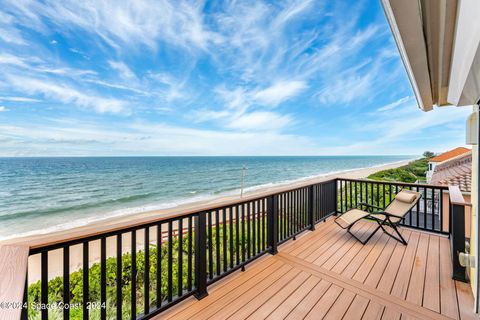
[240,165,247,198]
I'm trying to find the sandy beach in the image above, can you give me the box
[2,159,412,284]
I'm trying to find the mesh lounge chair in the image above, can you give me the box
[334,189,422,245]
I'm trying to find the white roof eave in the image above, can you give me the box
[381,0,433,111]
[382,0,480,110]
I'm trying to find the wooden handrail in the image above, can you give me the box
[448,185,472,206]
[338,177,448,189]
[0,245,29,320]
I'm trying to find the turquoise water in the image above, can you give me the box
[0,156,412,240]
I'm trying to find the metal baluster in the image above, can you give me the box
[188,217,193,291]
[167,222,173,302]
[229,207,234,269]
[41,252,48,320]
[252,202,256,255]
[131,231,137,318]
[424,187,428,229]
[83,243,89,320]
[177,220,183,297]
[262,199,266,251]
[215,210,220,275]
[117,234,123,318]
[340,180,343,213]
[156,225,162,308]
[431,188,436,231]
[223,209,228,271]
[241,204,246,264]
[144,229,150,314]
[63,246,70,320]
[235,205,240,265]
[101,238,107,320]
[256,201,261,254]
[208,212,213,279]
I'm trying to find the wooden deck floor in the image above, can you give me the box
[159,218,477,320]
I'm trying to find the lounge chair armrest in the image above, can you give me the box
[356,202,384,212]
[371,211,404,219]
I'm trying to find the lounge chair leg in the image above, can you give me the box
[391,224,407,245]
[347,224,381,245]
[378,220,407,245]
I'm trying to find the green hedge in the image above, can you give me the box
[26,221,261,320]
[27,234,194,320]
[367,158,429,183]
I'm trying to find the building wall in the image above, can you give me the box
[426,162,437,182]
[471,105,479,303]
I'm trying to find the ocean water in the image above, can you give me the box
[0,156,412,240]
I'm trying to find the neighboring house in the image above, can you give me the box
[430,151,472,193]
[430,151,472,242]
[426,147,471,182]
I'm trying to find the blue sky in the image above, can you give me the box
[0,0,472,156]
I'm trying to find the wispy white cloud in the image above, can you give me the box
[329,103,472,154]
[226,111,295,132]
[0,11,26,45]
[377,96,412,112]
[0,106,8,112]
[146,72,188,102]
[0,53,30,67]
[0,96,42,103]
[7,76,126,114]
[0,53,96,77]
[0,120,316,156]
[3,0,221,51]
[253,81,308,106]
[108,61,137,81]
[194,80,307,131]
[211,0,321,82]
[316,72,373,105]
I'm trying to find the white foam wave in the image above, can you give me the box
[1,157,415,241]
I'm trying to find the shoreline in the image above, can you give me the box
[2,158,414,284]
[3,159,413,247]
[0,158,414,243]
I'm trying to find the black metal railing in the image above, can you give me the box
[22,179,337,320]
[336,178,449,234]
[26,213,198,320]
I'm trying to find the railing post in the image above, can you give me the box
[451,201,468,282]
[334,179,339,215]
[194,211,208,299]
[309,185,315,230]
[267,195,278,255]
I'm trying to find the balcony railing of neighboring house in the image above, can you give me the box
[1,177,464,320]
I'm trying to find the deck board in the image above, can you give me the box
[266,275,320,319]
[285,279,332,319]
[159,218,477,320]
[423,235,440,313]
[304,284,343,319]
[342,294,370,320]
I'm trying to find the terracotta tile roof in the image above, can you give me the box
[430,152,472,192]
[429,147,470,162]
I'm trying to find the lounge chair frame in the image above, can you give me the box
[335,194,421,245]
